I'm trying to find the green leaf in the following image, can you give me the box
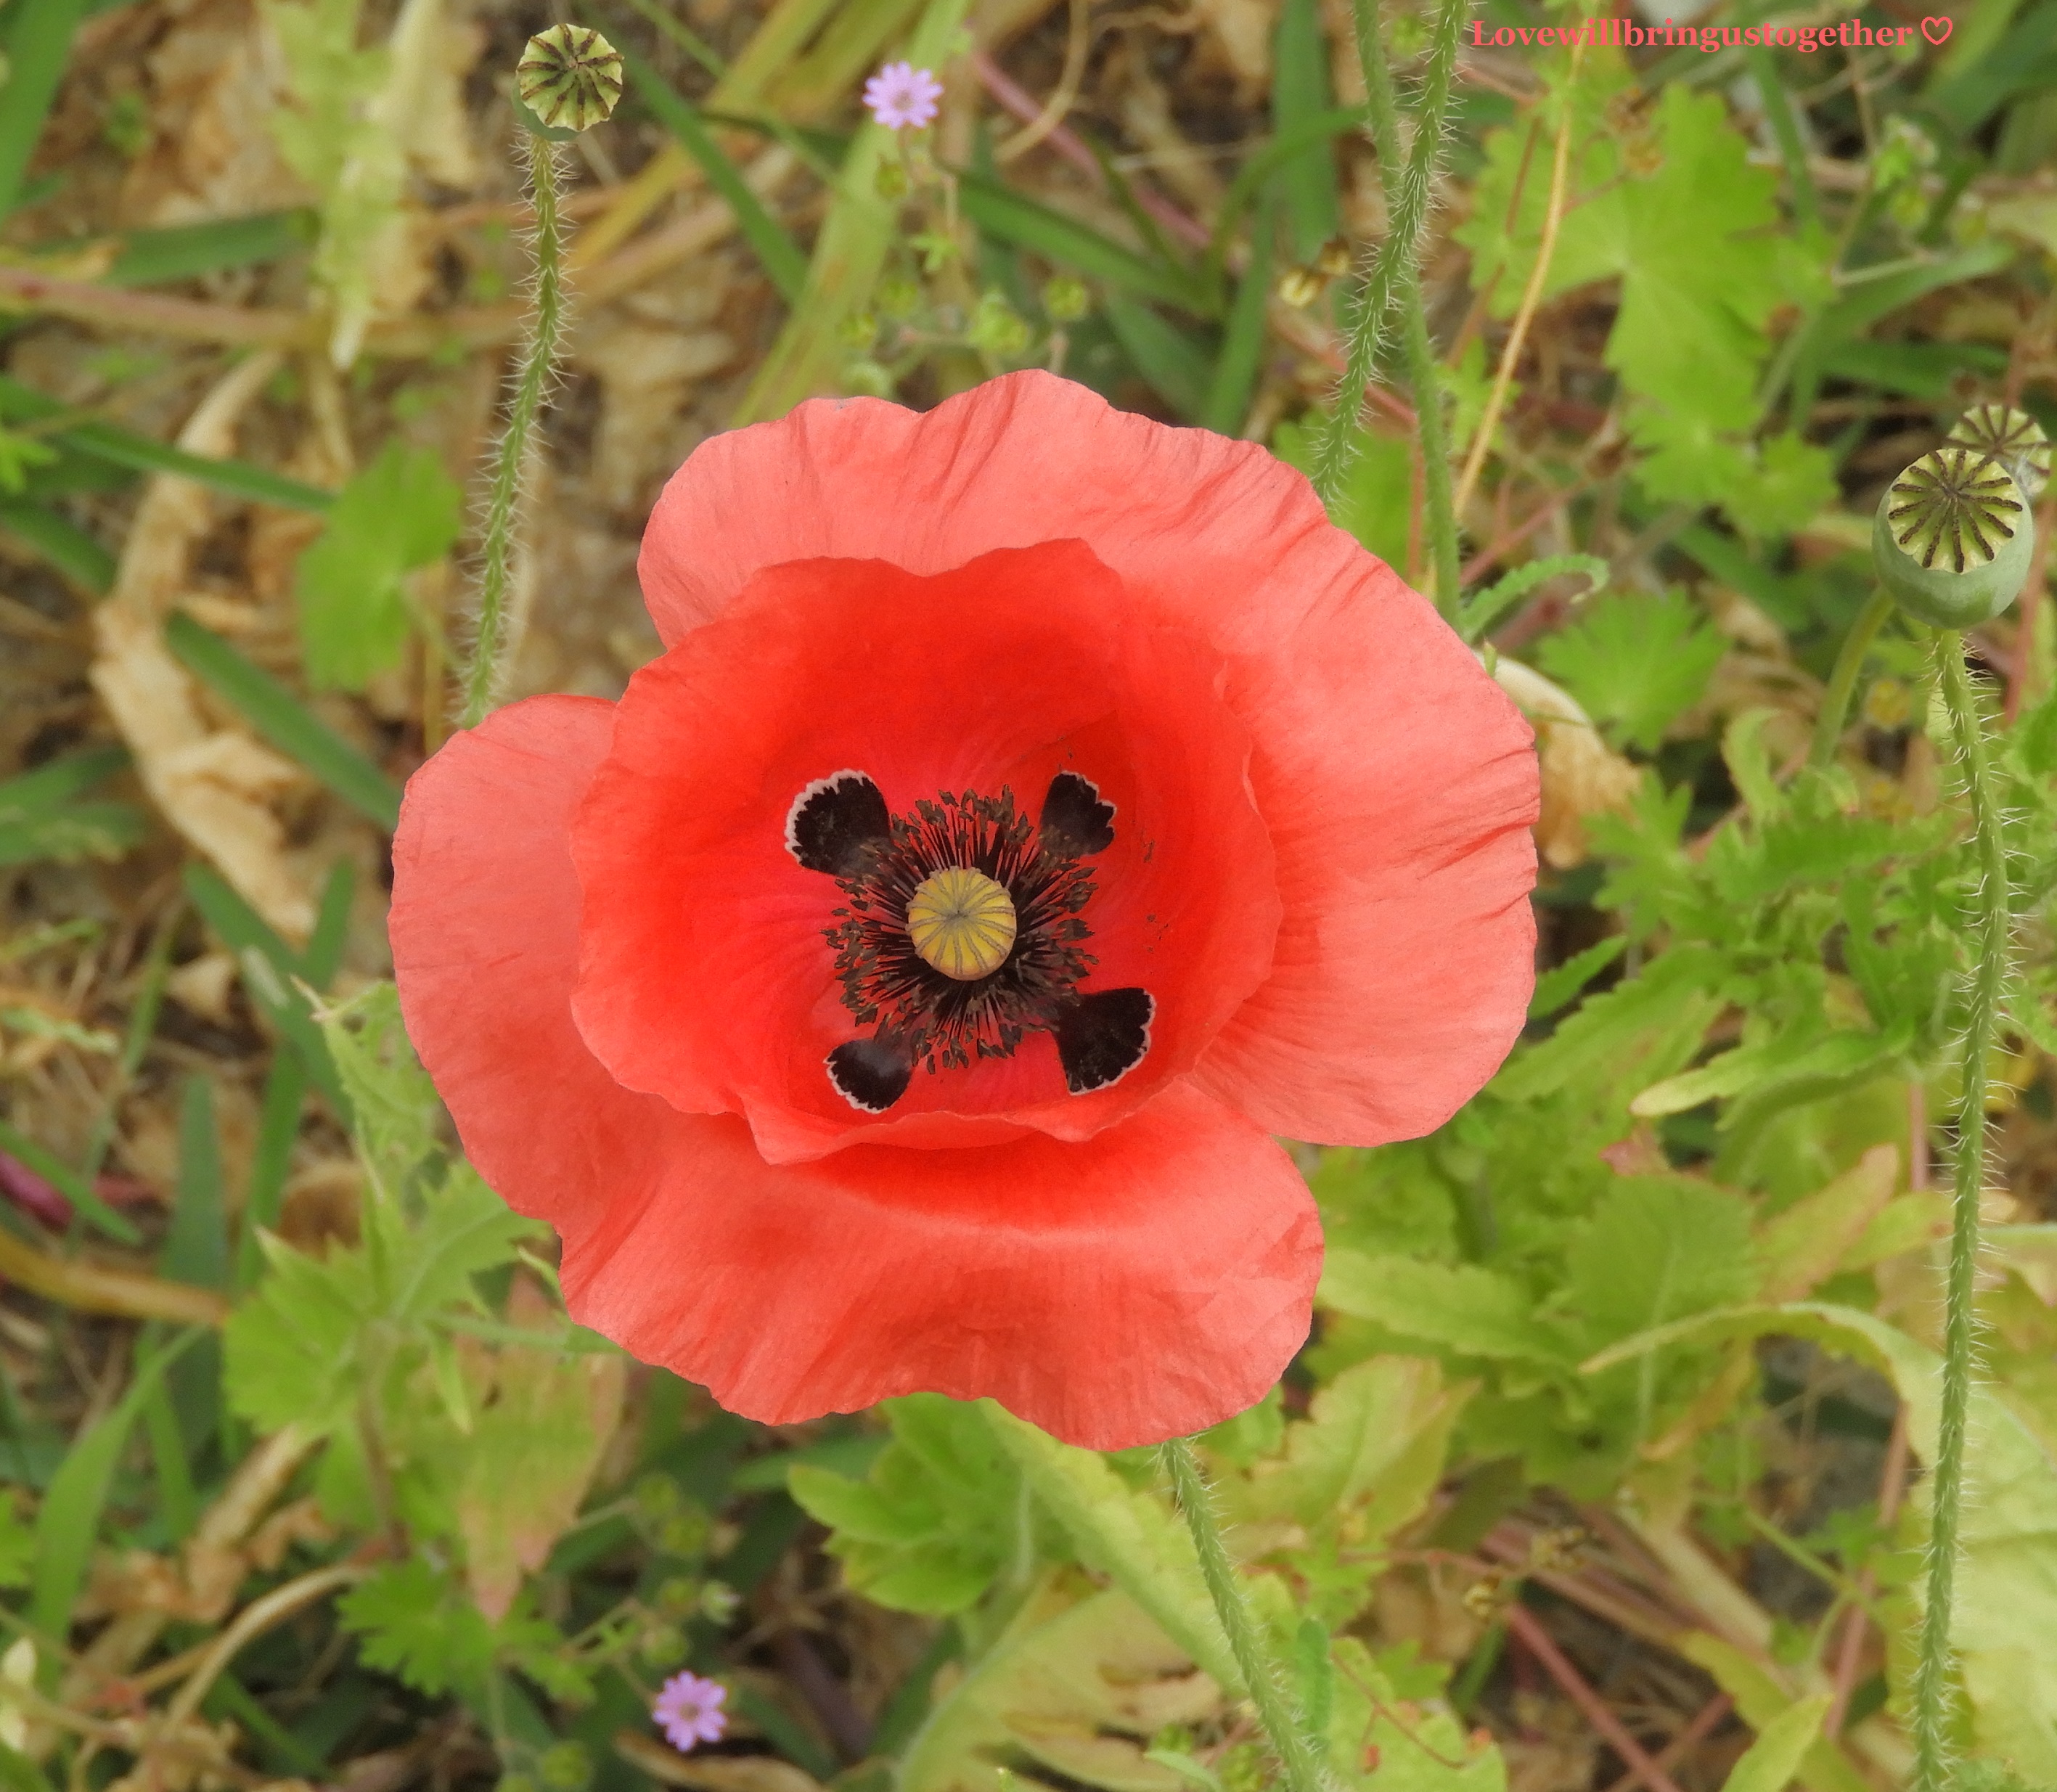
[791,1394,1022,1614]
[338,1559,496,1696]
[224,1231,373,1435]
[1566,1177,1758,1349]
[1674,1635,1873,1792]
[1200,189,1275,436]
[1458,554,1609,646]
[294,440,461,692]
[164,1076,231,1291]
[1527,935,1625,1019]
[1719,1693,1833,1792]
[0,1490,34,1589]
[899,1580,1219,1792]
[1220,1356,1467,1542]
[1318,1251,1565,1365]
[1272,416,1410,566]
[165,612,401,828]
[0,499,117,592]
[1534,590,1726,753]
[982,1404,1241,1696]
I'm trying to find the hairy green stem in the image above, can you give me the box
[461,129,568,730]
[1910,634,2013,1792]
[1316,0,1466,613]
[1162,1438,1327,1792]
[1809,587,1895,769]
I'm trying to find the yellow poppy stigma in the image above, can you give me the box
[907,866,1017,981]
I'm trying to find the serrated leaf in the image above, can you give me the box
[1566,1177,1759,1349]
[224,1231,374,1435]
[1220,1357,1468,1541]
[982,1404,1239,1697]
[1318,1253,1563,1366]
[338,1558,495,1695]
[1494,946,1726,1102]
[1534,590,1725,753]
[295,439,461,690]
[790,1394,1019,1615]
[899,1579,1220,1792]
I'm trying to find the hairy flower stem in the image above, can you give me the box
[1910,632,2012,1792]
[1163,1439,1328,1792]
[1809,587,1896,769]
[1317,0,1466,614]
[460,129,568,730]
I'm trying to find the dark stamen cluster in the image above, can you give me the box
[828,789,1095,1071]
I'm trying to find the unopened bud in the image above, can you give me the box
[698,1579,742,1624]
[518,25,623,132]
[875,160,912,202]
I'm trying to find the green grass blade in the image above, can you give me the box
[163,613,401,830]
[181,864,349,1117]
[0,744,128,813]
[30,1327,201,1638]
[305,859,356,984]
[103,210,315,286]
[165,1076,230,1292]
[1201,189,1277,435]
[955,171,1206,311]
[1272,0,1341,260]
[0,500,116,592]
[621,45,810,304]
[0,0,88,220]
[0,1118,141,1243]
[1103,295,1213,421]
[0,377,333,512]
[237,1053,308,1285]
[1203,107,1361,298]
[142,1368,200,1542]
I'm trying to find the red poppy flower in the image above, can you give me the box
[390,372,1538,1450]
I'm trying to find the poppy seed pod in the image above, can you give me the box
[516,25,623,133]
[1872,444,2034,630]
[1948,402,2050,502]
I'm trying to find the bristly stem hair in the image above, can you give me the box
[1910,631,2013,1792]
[1162,1438,1329,1792]
[460,128,568,730]
[1317,0,1468,616]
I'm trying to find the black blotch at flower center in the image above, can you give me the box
[785,770,1151,1113]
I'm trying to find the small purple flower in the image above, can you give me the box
[864,61,943,131]
[653,1672,728,1752]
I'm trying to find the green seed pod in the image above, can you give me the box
[517,25,623,132]
[1871,445,2034,629]
[1948,401,2050,502]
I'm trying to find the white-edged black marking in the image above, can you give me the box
[1040,771,1116,856]
[1052,988,1154,1093]
[787,771,892,877]
[827,1034,915,1112]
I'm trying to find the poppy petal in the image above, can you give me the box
[571,540,1280,1162]
[571,1086,1321,1452]
[389,695,1319,1450]
[637,371,1537,1146]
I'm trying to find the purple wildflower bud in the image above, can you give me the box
[863,61,944,131]
[653,1672,729,1754]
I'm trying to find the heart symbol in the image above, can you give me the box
[1921,14,1952,42]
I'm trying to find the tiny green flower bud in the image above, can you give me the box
[518,25,624,132]
[634,1473,682,1523]
[656,1575,700,1614]
[1040,274,1089,322]
[878,274,922,318]
[1948,403,2050,501]
[698,1579,742,1624]
[875,160,912,202]
[639,1622,689,1669]
[537,1743,592,1792]
[968,292,1031,357]
[1872,445,2034,629]
[659,1505,712,1558]
[839,310,880,349]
